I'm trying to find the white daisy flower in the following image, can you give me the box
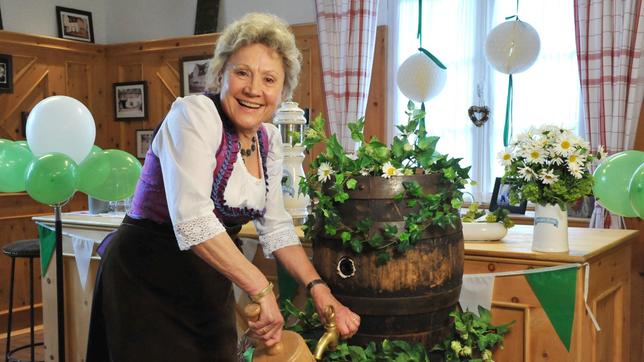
[518,165,537,181]
[381,161,402,178]
[539,169,559,185]
[524,148,546,164]
[568,163,584,179]
[359,168,370,176]
[554,134,575,156]
[317,162,334,182]
[597,145,608,161]
[567,152,585,168]
[497,148,514,166]
[549,157,564,166]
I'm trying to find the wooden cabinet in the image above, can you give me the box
[464,226,637,362]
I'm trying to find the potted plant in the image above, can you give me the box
[300,101,471,348]
[461,203,514,241]
[498,125,605,252]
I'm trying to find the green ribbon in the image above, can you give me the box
[503,74,513,147]
[418,47,447,70]
[417,0,423,45]
[37,224,57,277]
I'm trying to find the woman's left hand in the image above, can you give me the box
[310,283,360,339]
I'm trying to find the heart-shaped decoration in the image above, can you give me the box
[468,105,490,127]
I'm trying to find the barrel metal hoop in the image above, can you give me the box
[334,284,462,315]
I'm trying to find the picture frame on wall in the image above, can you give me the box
[489,177,528,214]
[136,129,153,158]
[56,6,94,43]
[0,53,12,93]
[180,56,210,96]
[114,81,148,120]
[194,0,220,35]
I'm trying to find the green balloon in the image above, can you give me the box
[88,145,103,158]
[14,140,30,150]
[629,164,644,218]
[0,139,11,145]
[0,142,34,192]
[593,150,644,217]
[79,149,141,201]
[25,153,79,205]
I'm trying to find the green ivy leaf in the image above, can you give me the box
[340,231,351,242]
[346,178,358,190]
[350,239,363,253]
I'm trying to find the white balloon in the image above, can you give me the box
[485,20,541,74]
[26,96,96,164]
[397,52,447,102]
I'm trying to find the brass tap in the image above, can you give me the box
[313,305,339,360]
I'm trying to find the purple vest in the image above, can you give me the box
[129,99,269,226]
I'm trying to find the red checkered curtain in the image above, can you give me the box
[315,0,379,152]
[574,0,644,228]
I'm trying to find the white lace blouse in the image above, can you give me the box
[152,95,301,256]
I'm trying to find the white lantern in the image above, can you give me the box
[397,52,447,102]
[273,101,310,223]
[485,20,541,74]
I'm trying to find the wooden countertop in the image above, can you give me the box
[34,212,638,264]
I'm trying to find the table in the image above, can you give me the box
[34,213,636,362]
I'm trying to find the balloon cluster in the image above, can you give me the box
[0,96,142,205]
[593,150,644,218]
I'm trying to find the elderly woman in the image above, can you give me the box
[86,12,360,362]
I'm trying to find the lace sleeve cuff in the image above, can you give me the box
[258,227,301,258]
[174,215,227,250]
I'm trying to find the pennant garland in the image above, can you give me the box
[460,274,495,316]
[525,265,577,351]
[460,263,600,351]
[72,237,94,289]
[37,224,57,277]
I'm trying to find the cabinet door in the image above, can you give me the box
[465,259,583,362]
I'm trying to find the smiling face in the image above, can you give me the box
[219,43,285,134]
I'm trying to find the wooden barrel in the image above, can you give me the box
[313,175,464,348]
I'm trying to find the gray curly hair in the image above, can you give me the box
[206,12,302,100]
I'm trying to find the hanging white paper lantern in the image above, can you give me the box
[485,20,541,74]
[397,52,447,102]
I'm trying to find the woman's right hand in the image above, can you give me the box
[247,290,284,347]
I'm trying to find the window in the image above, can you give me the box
[393,0,581,203]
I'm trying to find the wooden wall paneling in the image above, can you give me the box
[0,23,388,338]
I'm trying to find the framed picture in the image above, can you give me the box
[113,81,148,120]
[0,53,12,93]
[136,129,153,158]
[194,0,220,35]
[489,177,527,214]
[56,6,94,43]
[180,56,210,96]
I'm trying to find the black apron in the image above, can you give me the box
[86,215,242,362]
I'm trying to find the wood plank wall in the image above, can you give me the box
[0,24,387,335]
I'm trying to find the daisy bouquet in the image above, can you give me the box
[299,101,470,261]
[498,125,605,209]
